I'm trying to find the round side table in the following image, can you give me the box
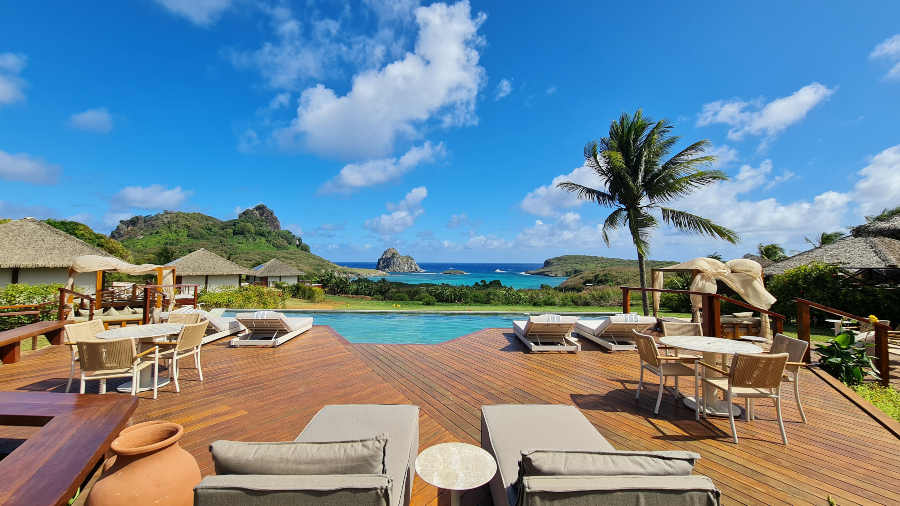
[415,442,497,506]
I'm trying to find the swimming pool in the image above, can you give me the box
[222,311,609,345]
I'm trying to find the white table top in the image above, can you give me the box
[96,323,184,340]
[659,335,763,354]
[415,442,497,491]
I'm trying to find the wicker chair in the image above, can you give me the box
[660,321,701,359]
[63,319,106,393]
[76,337,160,399]
[156,321,209,392]
[698,352,792,444]
[633,331,699,415]
[769,333,810,423]
[167,312,202,325]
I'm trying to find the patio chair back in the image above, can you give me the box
[633,331,661,367]
[661,321,703,337]
[64,319,105,342]
[77,338,136,372]
[771,333,808,372]
[175,321,209,352]
[729,353,789,389]
[168,312,202,325]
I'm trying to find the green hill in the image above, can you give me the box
[526,255,678,277]
[44,219,133,261]
[109,205,379,276]
[557,267,645,291]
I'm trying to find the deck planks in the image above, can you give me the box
[0,325,898,505]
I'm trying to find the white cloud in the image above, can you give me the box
[69,107,114,133]
[102,212,134,229]
[521,163,597,217]
[274,1,486,159]
[446,212,474,228]
[153,0,235,26]
[697,83,835,149]
[514,212,607,249]
[465,233,513,249]
[268,92,291,110]
[110,184,194,210]
[363,186,427,236]
[545,86,557,95]
[319,142,446,194]
[870,34,900,80]
[0,52,27,108]
[494,78,512,99]
[851,144,900,217]
[0,149,61,184]
[706,144,739,168]
[289,220,348,238]
[66,212,95,225]
[237,129,261,153]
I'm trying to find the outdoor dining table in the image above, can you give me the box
[95,323,184,393]
[658,335,763,417]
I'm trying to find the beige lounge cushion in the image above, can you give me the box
[194,474,392,506]
[521,449,700,477]
[207,316,246,333]
[104,307,119,316]
[78,308,93,317]
[210,434,388,476]
[519,475,720,506]
[121,306,134,315]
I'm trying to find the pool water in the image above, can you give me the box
[222,311,608,345]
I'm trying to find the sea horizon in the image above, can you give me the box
[336,262,564,289]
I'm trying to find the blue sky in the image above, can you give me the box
[1,1,899,264]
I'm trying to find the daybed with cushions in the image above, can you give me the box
[160,308,247,344]
[232,311,312,347]
[512,315,580,353]
[481,404,720,506]
[574,314,657,351]
[195,404,419,506]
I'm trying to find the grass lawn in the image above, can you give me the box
[21,335,51,352]
[851,383,900,423]
[284,295,693,318]
[780,323,834,343]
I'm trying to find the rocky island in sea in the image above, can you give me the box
[376,248,424,272]
[441,270,467,275]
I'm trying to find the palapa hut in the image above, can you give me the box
[248,258,304,287]
[764,218,900,281]
[167,248,252,289]
[0,218,113,291]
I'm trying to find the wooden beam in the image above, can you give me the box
[796,301,811,362]
[876,326,890,387]
[11,267,18,284]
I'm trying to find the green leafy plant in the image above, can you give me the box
[197,285,286,309]
[0,283,65,331]
[851,383,900,423]
[415,293,437,306]
[815,330,880,385]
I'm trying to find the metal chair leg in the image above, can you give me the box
[727,389,738,444]
[636,364,644,399]
[655,374,664,414]
[794,374,807,423]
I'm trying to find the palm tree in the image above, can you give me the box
[707,252,723,261]
[757,243,787,262]
[805,231,845,248]
[557,109,740,315]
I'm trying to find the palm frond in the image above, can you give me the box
[601,207,628,247]
[556,182,617,207]
[626,208,658,256]
[660,208,741,244]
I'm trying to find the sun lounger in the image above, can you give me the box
[231,311,312,347]
[512,315,580,353]
[160,309,247,344]
[481,404,720,506]
[195,404,419,506]
[575,314,657,351]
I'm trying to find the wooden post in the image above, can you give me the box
[57,289,66,321]
[875,326,890,387]
[142,287,151,325]
[95,271,103,309]
[11,267,18,284]
[622,288,630,314]
[775,317,784,335]
[796,301,811,362]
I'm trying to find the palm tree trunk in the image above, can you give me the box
[636,249,650,316]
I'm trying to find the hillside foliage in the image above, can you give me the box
[44,219,133,261]
[527,255,677,277]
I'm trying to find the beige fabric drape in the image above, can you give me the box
[662,257,775,311]
[161,269,175,310]
[66,255,162,289]
[651,270,665,316]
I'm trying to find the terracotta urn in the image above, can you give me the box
[87,422,200,506]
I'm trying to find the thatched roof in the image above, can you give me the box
[851,215,900,240]
[167,248,251,276]
[251,258,304,277]
[741,253,775,268]
[764,236,900,276]
[0,218,112,268]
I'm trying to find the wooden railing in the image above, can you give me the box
[619,286,786,338]
[139,284,200,324]
[793,298,892,387]
[57,288,95,321]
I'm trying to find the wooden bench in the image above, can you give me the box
[0,320,73,364]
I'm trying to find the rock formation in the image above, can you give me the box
[239,204,281,231]
[376,248,423,272]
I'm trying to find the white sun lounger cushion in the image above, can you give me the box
[207,316,246,333]
[236,312,312,332]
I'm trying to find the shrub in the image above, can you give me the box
[392,293,410,301]
[290,283,326,303]
[371,295,384,301]
[0,283,65,331]
[815,330,880,386]
[416,293,437,305]
[197,285,286,309]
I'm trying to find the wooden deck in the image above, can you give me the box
[1,326,900,505]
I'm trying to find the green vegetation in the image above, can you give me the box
[442,270,466,275]
[851,383,900,423]
[44,219,132,261]
[805,231,845,248]
[526,255,677,277]
[110,206,378,276]
[558,266,646,291]
[864,203,900,223]
[556,109,739,315]
[767,262,900,325]
[757,243,787,261]
[279,283,325,303]
[0,283,64,331]
[815,330,880,386]
[197,285,286,309]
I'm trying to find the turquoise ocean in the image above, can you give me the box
[337,262,564,290]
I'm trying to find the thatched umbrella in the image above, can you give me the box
[0,218,111,269]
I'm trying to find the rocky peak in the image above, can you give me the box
[239,204,281,231]
[376,248,423,272]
